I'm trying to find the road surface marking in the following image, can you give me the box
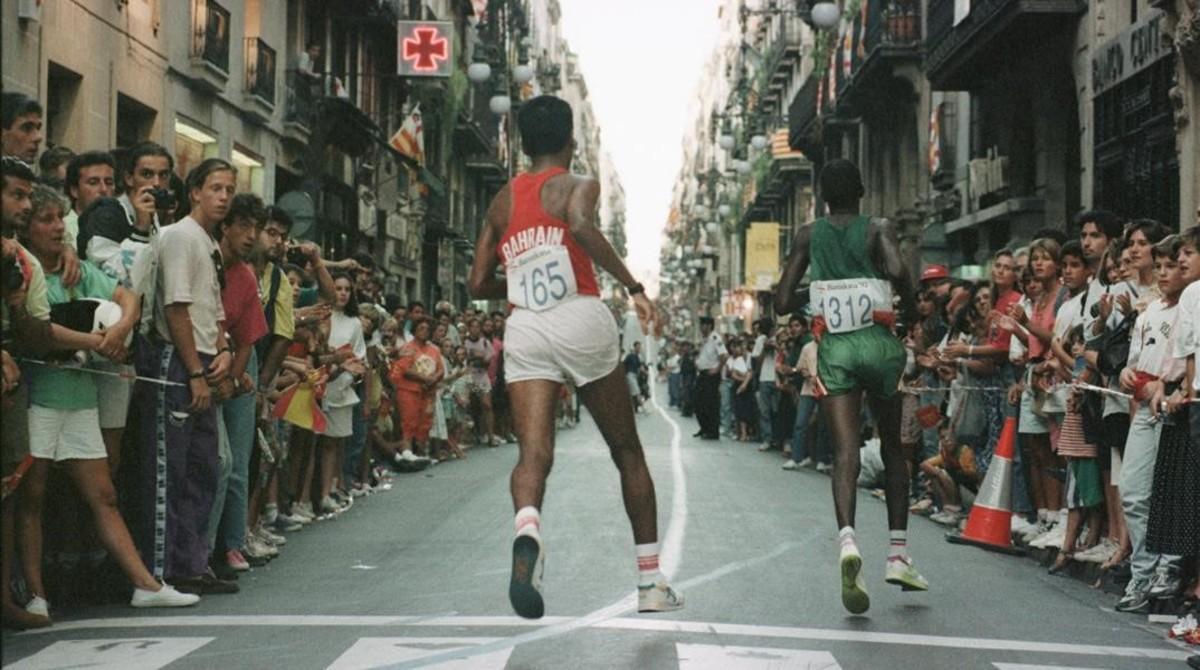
[327,637,513,670]
[992,665,1107,670]
[5,637,214,670]
[648,358,687,581]
[676,643,842,669]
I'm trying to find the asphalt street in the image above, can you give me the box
[1,387,1192,669]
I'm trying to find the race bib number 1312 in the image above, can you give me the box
[507,245,578,312]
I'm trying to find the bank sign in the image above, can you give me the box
[1092,10,1169,96]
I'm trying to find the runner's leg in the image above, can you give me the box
[578,365,657,544]
[508,380,561,510]
[868,394,908,532]
[821,392,863,530]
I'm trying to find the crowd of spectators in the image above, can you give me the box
[662,210,1199,645]
[0,91,526,630]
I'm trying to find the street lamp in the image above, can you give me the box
[694,204,710,219]
[468,61,492,83]
[734,159,752,175]
[718,204,732,217]
[811,2,841,28]
[490,94,512,115]
[512,63,535,85]
[718,134,736,151]
[750,133,769,150]
[705,221,721,235]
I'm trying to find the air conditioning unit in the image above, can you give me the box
[18,0,41,22]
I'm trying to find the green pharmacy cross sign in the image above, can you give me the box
[398,21,453,78]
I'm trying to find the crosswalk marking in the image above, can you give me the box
[676,643,842,669]
[4,637,214,670]
[326,637,514,670]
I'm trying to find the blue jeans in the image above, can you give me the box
[757,383,777,444]
[791,395,818,461]
[668,372,682,407]
[719,379,733,435]
[215,350,258,552]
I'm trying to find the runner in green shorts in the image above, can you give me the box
[775,159,928,615]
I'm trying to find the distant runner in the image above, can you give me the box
[775,159,928,614]
[468,95,683,619]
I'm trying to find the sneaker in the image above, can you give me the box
[130,584,200,608]
[781,459,799,471]
[796,457,814,469]
[263,502,279,526]
[909,498,934,515]
[930,510,961,527]
[225,549,250,572]
[637,582,685,613]
[1114,580,1151,613]
[24,595,49,618]
[839,543,870,615]
[1030,521,1066,549]
[885,556,929,592]
[256,523,286,546]
[1009,515,1037,538]
[320,496,343,516]
[1075,538,1118,564]
[245,533,278,559]
[1020,519,1050,543]
[1147,567,1182,599]
[509,535,545,619]
[273,517,303,533]
[816,462,833,475]
[293,502,316,521]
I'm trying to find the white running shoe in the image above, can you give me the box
[781,459,799,471]
[1030,520,1066,549]
[885,556,929,592]
[509,535,545,619]
[1009,516,1037,538]
[637,583,685,613]
[25,595,49,617]
[796,457,814,469]
[131,584,200,608]
[839,543,869,614]
[1075,538,1118,564]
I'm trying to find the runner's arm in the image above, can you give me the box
[774,224,811,316]
[566,179,638,291]
[468,187,510,300]
[869,218,917,324]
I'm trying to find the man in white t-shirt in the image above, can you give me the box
[131,158,235,594]
[693,316,727,439]
[665,343,682,408]
[750,319,779,449]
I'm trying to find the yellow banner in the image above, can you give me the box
[744,222,780,291]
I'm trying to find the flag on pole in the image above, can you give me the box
[390,104,425,166]
[842,28,853,79]
[827,33,838,106]
[858,0,869,58]
[928,103,943,175]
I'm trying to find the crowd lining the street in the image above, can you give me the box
[0,92,551,630]
[661,210,1200,645]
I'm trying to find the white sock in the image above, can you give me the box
[888,530,908,561]
[636,543,663,587]
[838,526,856,550]
[514,506,541,541]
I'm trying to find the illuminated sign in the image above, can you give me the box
[398,21,453,78]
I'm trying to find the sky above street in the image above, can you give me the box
[558,0,722,294]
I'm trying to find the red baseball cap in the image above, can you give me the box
[920,265,950,282]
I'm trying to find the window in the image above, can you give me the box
[46,63,82,149]
[232,147,265,195]
[174,119,218,180]
[117,94,157,150]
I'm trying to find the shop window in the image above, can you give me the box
[116,93,157,150]
[232,147,265,195]
[174,119,219,180]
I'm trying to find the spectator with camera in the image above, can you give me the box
[130,157,237,595]
[15,183,198,620]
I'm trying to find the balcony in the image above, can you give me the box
[925,0,1085,90]
[458,90,507,182]
[242,37,276,124]
[189,0,230,92]
[828,0,923,115]
[759,15,807,115]
[787,72,822,158]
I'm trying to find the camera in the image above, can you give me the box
[1,254,24,292]
[149,187,176,212]
[286,245,309,268]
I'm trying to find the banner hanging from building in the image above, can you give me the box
[744,222,780,291]
[390,104,424,165]
[928,102,942,175]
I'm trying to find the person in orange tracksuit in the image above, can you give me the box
[389,316,444,458]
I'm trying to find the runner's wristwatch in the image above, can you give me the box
[627,282,645,296]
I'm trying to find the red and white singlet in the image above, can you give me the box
[497,167,599,311]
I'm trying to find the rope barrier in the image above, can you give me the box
[18,358,188,388]
[900,380,1197,404]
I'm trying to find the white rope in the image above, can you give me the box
[900,380,1197,404]
[18,358,188,387]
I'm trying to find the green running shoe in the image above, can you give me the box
[839,543,870,614]
[885,556,929,591]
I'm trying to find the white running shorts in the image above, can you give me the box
[28,405,107,461]
[505,295,620,387]
[94,361,133,430]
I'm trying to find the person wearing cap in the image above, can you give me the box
[775,159,927,615]
[693,316,726,440]
[920,264,952,298]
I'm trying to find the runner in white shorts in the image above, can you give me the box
[468,95,683,619]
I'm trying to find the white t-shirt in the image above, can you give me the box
[666,354,681,374]
[696,331,727,372]
[751,334,776,383]
[325,309,366,408]
[153,216,225,355]
[727,354,750,379]
[1174,281,1200,393]
[1128,298,1180,380]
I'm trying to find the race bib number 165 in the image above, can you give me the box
[507,245,578,312]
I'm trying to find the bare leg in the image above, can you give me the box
[66,459,159,591]
[318,437,338,501]
[17,459,51,600]
[1020,434,1047,513]
[101,428,123,476]
[578,366,659,545]
[2,493,49,629]
[482,393,496,445]
[507,379,560,511]
[868,395,909,531]
[298,437,316,506]
[821,392,863,530]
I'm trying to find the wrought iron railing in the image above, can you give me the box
[245,37,276,105]
[191,0,230,73]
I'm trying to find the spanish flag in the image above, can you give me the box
[273,369,329,433]
[389,104,425,166]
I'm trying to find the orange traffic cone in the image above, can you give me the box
[946,416,1025,556]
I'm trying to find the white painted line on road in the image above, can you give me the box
[992,664,1107,670]
[327,637,512,670]
[5,637,215,670]
[648,369,687,581]
[676,643,843,669]
[14,615,1189,663]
